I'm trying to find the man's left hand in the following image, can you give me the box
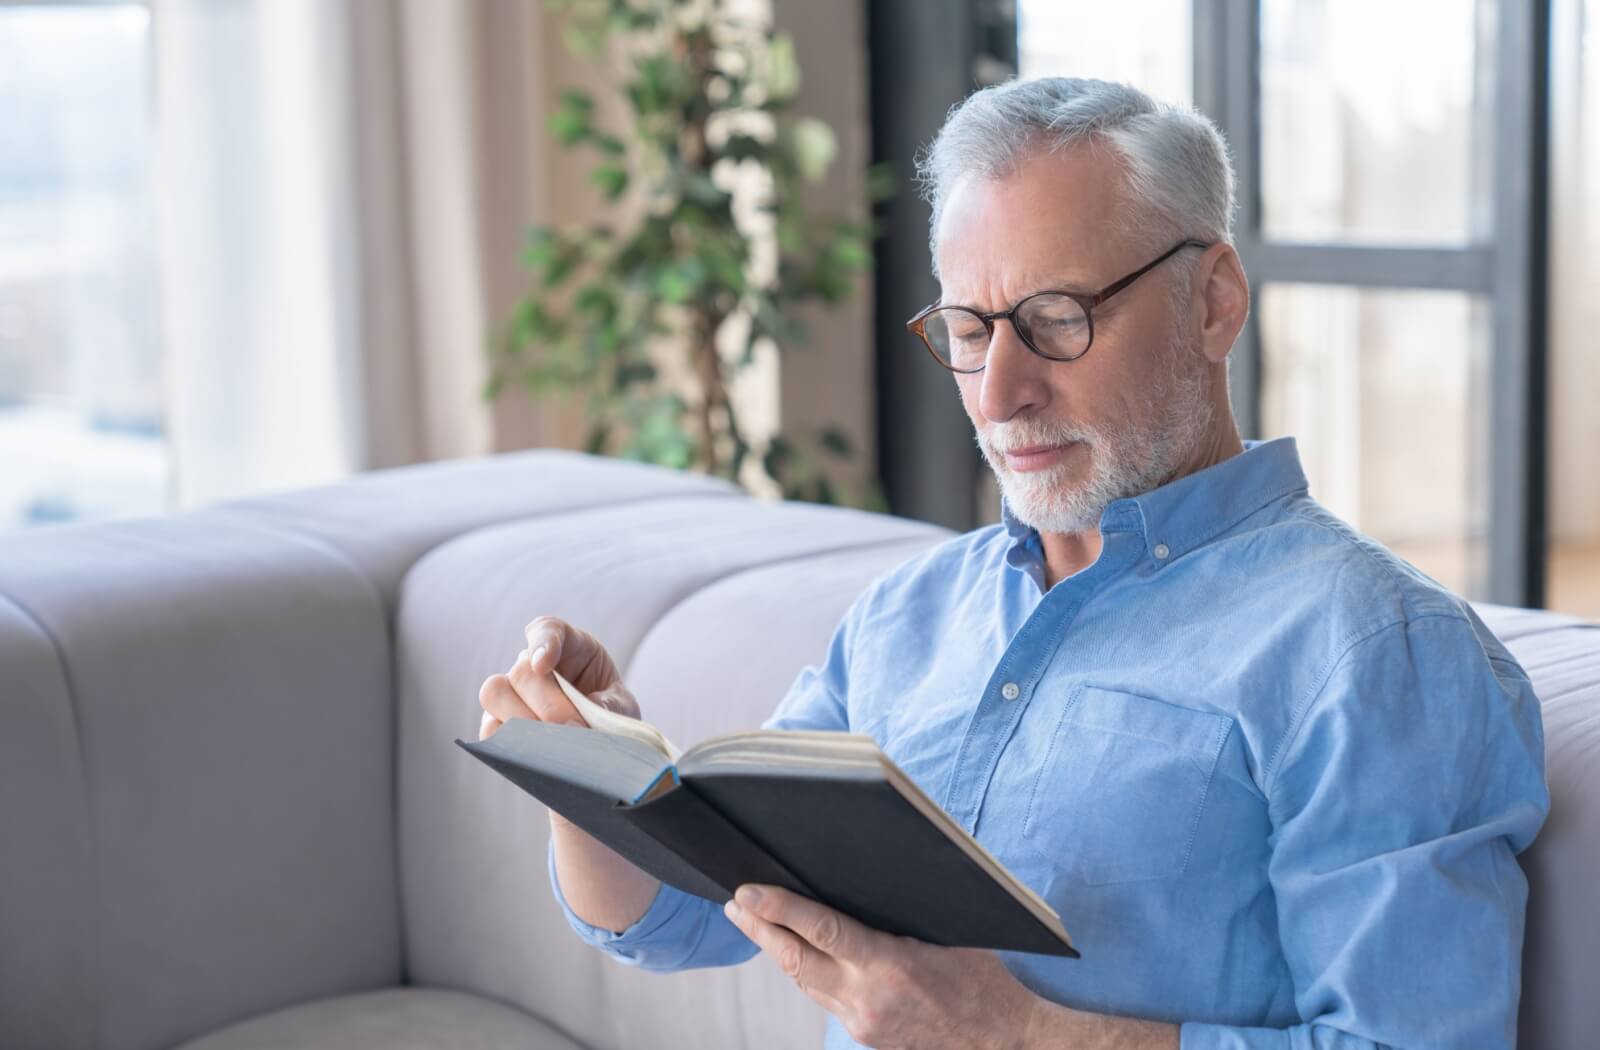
[722,883,1044,1050]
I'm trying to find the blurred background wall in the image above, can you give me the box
[0,0,1594,617]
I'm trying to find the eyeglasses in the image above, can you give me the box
[905,239,1211,373]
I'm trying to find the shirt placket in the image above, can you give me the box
[939,527,1143,834]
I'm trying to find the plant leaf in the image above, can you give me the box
[766,32,800,102]
[589,162,630,199]
[819,426,853,457]
[786,117,836,182]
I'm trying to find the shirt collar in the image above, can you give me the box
[999,436,1309,569]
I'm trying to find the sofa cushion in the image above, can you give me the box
[0,452,742,1050]
[0,518,402,1050]
[1477,605,1600,1050]
[0,596,95,1050]
[394,495,945,1050]
[172,987,586,1050]
[195,449,739,609]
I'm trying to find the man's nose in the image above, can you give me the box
[977,318,1050,424]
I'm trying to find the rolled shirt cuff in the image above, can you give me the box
[546,836,694,965]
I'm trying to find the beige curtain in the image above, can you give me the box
[151,0,871,510]
[152,0,580,509]
[1549,0,1600,546]
[359,0,590,468]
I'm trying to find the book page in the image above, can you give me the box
[681,730,884,773]
[552,671,682,764]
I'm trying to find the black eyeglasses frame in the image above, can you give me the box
[905,239,1213,373]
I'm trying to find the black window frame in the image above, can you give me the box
[868,0,1550,608]
[1194,0,1550,607]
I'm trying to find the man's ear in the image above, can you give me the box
[1195,244,1249,366]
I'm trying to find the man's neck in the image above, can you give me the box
[1037,424,1245,590]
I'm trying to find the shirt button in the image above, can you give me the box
[1001,682,1020,701]
[1153,543,1170,560]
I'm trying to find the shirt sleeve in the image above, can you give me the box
[547,836,759,971]
[545,585,866,970]
[1180,613,1549,1050]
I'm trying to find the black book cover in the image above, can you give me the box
[458,719,1077,958]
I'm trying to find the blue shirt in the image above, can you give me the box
[548,436,1549,1049]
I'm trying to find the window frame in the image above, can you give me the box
[1193,0,1550,607]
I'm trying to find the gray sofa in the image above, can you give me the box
[1,451,1595,1050]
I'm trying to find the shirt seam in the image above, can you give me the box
[1160,481,1310,563]
[1261,618,1404,797]
[1262,611,1479,798]
[1282,502,1465,620]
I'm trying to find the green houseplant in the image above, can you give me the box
[485,0,888,507]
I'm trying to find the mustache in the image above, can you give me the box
[977,420,1097,456]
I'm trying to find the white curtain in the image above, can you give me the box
[150,0,556,509]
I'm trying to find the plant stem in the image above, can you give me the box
[682,18,733,477]
[693,308,727,475]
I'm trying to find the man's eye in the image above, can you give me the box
[1040,315,1087,331]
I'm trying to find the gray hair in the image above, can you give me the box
[916,78,1237,280]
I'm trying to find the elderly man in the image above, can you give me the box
[478,78,1547,1049]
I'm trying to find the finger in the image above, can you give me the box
[735,884,870,964]
[479,674,537,725]
[478,711,502,740]
[523,616,619,695]
[506,648,587,726]
[725,898,845,1000]
[522,616,568,676]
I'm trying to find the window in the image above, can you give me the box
[1252,0,1500,599]
[1259,285,1491,593]
[1259,0,1486,245]
[1197,0,1545,607]
[1017,0,1192,105]
[1013,0,1561,608]
[875,1,1580,615]
[0,3,165,531]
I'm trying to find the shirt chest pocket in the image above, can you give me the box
[1021,685,1234,886]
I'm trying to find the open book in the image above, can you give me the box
[456,672,1077,958]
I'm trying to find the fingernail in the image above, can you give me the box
[529,644,547,668]
[724,899,742,920]
[736,885,762,908]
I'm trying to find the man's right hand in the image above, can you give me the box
[477,616,662,933]
[477,615,643,741]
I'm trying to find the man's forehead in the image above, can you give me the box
[934,149,1128,303]
[935,234,1108,307]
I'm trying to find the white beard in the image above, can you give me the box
[976,335,1215,536]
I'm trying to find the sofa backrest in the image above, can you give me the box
[0,452,739,1050]
[390,470,1600,1049]
[3,452,1596,1050]
[1477,606,1600,1050]
[394,491,946,1050]
[0,514,401,1050]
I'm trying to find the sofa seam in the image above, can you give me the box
[213,487,745,982]
[393,488,746,604]
[202,515,411,986]
[0,589,106,1050]
[377,487,744,978]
